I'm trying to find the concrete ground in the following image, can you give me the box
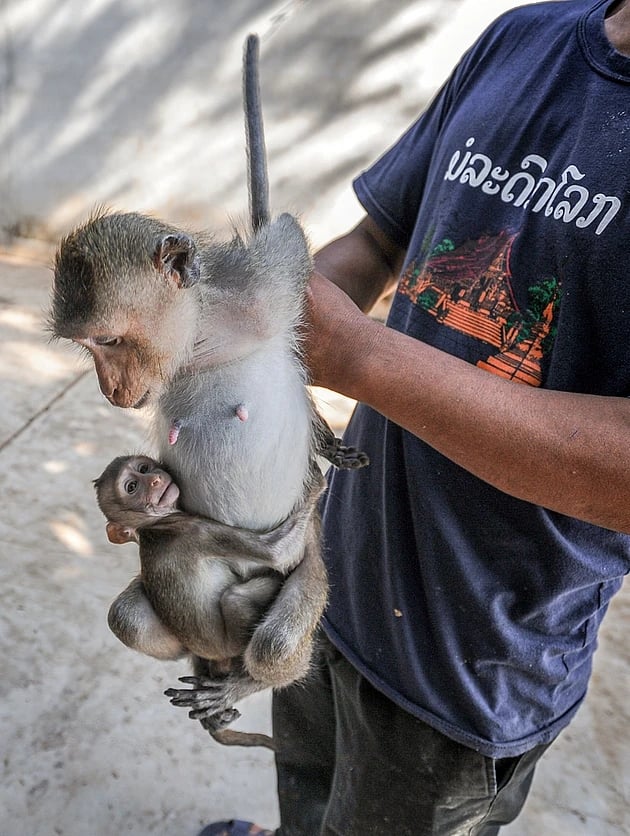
[1,1,629,835]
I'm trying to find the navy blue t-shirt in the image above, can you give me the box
[321,0,630,758]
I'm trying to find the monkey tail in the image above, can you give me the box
[212,728,276,750]
[243,34,271,232]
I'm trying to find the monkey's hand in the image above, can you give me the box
[164,673,262,719]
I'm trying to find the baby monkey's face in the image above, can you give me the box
[117,456,180,516]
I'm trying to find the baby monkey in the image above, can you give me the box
[95,454,324,749]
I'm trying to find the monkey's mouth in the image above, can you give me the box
[158,481,180,506]
[133,390,151,409]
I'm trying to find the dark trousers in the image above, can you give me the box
[272,633,551,836]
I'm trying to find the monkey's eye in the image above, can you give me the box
[137,462,150,473]
[94,336,122,347]
[125,480,138,494]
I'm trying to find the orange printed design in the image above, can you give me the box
[400,231,560,387]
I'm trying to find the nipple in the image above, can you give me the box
[235,404,249,422]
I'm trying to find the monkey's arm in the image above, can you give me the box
[307,215,630,534]
[244,521,327,687]
[108,577,187,661]
[189,472,324,575]
[251,465,327,572]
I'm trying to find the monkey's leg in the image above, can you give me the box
[243,526,328,686]
[166,536,328,718]
[165,656,264,717]
[322,436,370,470]
[220,575,282,648]
[108,577,187,660]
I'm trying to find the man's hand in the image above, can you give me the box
[304,271,382,393]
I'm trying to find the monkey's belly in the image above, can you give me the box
[156,348,312,530]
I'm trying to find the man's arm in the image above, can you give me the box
[313,215,405,312]
[307,216,630,534]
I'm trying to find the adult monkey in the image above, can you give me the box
[50,35,367,723]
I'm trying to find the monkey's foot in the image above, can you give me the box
[199,707,240,733]
[321,437,370,470]
[165,674,256,719]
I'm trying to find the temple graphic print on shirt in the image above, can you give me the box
[399,231,561,387]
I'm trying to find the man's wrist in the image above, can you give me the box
[332,315,385,402]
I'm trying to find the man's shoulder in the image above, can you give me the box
[475,0,589,47]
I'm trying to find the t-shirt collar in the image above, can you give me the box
[579,0,630,81]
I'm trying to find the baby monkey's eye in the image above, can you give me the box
[137,463,150,473]
[125,480,138,494]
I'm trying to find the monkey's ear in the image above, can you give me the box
[153,233,200,288]
[106,521,138,545]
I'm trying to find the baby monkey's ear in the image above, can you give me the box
[106,521,138,545]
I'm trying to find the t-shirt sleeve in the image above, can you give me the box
[352,84,452,249]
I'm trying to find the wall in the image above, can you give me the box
[0,0,520,247]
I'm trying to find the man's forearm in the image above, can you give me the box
[328,308,630,534]
[307,217,630,532]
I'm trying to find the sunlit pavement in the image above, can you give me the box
[0,2,628,834]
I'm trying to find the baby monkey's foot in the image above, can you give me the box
[164,676,244,722]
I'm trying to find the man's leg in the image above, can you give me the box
[273,633,550,835]
[272,635,337,836]
[284,635,548,835]
[473,743,551,835]
[316,642,495,835]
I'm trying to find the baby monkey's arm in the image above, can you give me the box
[187,468,326,575]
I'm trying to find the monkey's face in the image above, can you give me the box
[73,321,182,410]
[51,211,201,409]
[116,456,180,516]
